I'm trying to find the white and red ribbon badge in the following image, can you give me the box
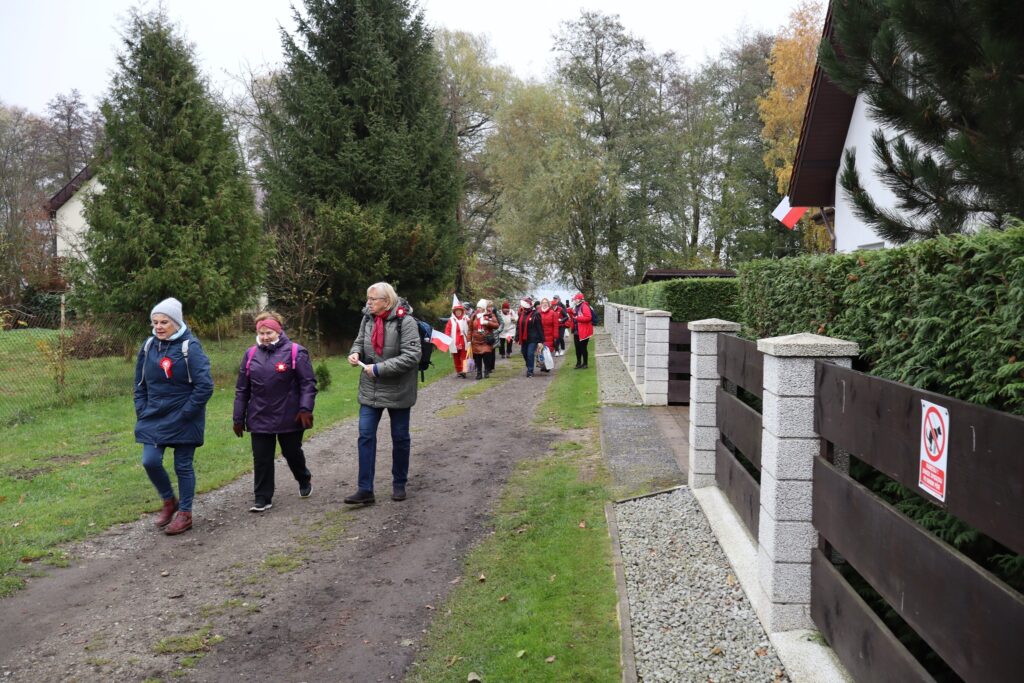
[159,357,173,379]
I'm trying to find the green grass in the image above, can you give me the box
[536,341,599,429]
[152,625,224,654]
[0,334,449,596]
[408,344,619,683]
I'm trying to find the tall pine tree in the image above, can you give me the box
[259,0,459,330]
[821,0,1024,241]
[80,11,264,323]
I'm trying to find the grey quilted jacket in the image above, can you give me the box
[349,304,421,409]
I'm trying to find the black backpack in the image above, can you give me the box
[367,313,434,382]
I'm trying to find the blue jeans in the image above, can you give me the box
[142,444,196,512]
[357,405,411,492]
[521,342,538,374]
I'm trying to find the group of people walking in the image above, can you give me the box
[133,283,596,535]
[443,293,595,379]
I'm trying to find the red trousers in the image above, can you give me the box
[452,349,467,373]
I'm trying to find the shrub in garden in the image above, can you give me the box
[608,278,739,322]
[314,361,332,392]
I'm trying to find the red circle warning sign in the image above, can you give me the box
[922,405,946,462]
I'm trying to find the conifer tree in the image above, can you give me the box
[258,0,459,327]
[821,0,1024,242]
[80,11,264,322]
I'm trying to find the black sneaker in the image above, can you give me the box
[299,480,312,498]
[343,490,375,505]
[391,486,407,502]
[250,501,273,512]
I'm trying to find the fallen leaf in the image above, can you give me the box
[445,655,463,668]
[548,574,556,582]
[400,638,414,647]
[516,650,526,659]
[425,604,434,610]
[755,647,768,657]
[450,577,462,585]
[477,573,486,583]
[710,646,723,656]
[19,556,33,563]
[578,520,587,529]
[545,655,556,663]
[79,460,91,466]
[498,595,509,602]
[467,672,481,681]
[160,570,170,577]
[726,574,737,586]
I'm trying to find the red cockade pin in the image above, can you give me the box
[275,362,288,373]
[159,357,173,379]
[396,307,406,318]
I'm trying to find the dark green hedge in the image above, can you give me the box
[608,278,739,323]
[739,227,1024,416]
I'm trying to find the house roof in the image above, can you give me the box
[46,163,95,214]
[640,269,737,283]
[787,3,857,208]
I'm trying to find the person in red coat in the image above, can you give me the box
[537,298,560,373]
[444,299,470,378]
[569,292,595,369]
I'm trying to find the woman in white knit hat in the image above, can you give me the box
[133,297,214,535]
[468,299,500,380]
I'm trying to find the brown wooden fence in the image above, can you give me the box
[715,333,764,537]
[812,361,1024,682]
[668,322,690,404]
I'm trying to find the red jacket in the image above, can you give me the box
[538,308,560,347]
[570,301,594,341]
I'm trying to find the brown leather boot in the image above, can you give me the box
[154,498,178,528]
[164,511,192,535]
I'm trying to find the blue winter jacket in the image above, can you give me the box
[133,329,214,446]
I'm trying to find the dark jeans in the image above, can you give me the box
[574,336,590,366]
[142,444,196,512]
[251,431,310,504]
[357,405,411,492]
[521,341,538,374]
[556,328,566,352]
[499,338,513,357]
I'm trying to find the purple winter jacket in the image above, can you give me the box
[233,334,317,434]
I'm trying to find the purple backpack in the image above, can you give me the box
[245,342,301,376]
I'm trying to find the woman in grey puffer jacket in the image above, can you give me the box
[345,282,421,505]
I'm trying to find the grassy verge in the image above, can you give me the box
[0,340,448,596]
[408,346,620,682]
[536,343,599,429]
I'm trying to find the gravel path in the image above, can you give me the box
[615,489,788,683]
[600,407,684,497]
[595,330,642,405]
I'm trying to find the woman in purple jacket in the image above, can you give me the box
[233,311,317,512]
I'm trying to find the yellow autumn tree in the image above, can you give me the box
[759,0,824,194]
[759,0,826,250]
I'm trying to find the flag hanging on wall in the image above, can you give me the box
[771,196,808,229]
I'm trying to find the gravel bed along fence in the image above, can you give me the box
[615,488,788,682]
[594,330,643,405]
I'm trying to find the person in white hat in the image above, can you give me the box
[134,297,214,535]
[443,296,470,378]
[468,299,500,379]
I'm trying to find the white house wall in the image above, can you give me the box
[53,176,104,258]
[832,94,898,253]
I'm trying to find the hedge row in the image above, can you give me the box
[607,278,739,323]
[739,226,1024,416]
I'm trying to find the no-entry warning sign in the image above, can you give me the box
[919,400,949,501]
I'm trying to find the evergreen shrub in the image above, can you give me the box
[608,278,739,323]
[739,226,1024,416]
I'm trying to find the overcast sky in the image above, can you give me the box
[1,0,808,115]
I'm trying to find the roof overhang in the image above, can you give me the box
[787,3,856,208]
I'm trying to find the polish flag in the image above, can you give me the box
[772,196,808,229]
[430,329,452,352]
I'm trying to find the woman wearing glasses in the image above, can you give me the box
[345,282,422,505]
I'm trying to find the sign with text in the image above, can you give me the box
[919,400,949,502]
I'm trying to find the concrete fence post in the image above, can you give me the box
[634,307,647,383]
[643,310,670,405]
[626,308,638,376]
[687,318,741,488]
[756,332,858,632]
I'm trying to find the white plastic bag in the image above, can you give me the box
[542,346,554,370]
[465,357,476,373]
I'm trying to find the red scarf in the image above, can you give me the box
[371,312,388,356]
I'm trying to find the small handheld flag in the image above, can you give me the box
[430,329,452,353]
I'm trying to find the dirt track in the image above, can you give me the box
[0,355,565,682]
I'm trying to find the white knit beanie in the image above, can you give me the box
[150,297,184,328]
